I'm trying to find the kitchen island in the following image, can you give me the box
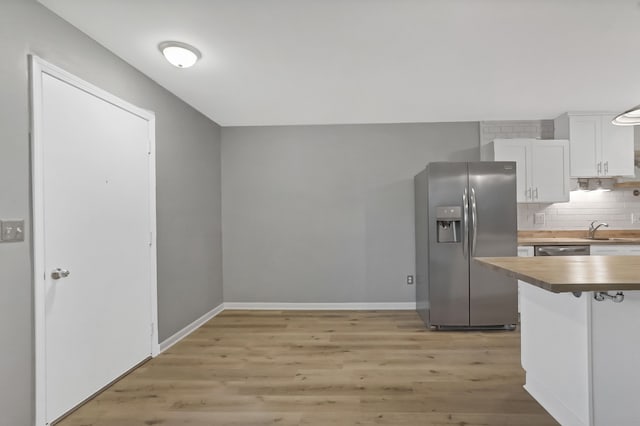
[475,256,640,426]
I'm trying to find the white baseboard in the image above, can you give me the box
[525,374,587,426]
[159,302,224,353]
[223,302,416,310]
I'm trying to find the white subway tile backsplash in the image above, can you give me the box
[555,209,595,215]
[518,189,640,230]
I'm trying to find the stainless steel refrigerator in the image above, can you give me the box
[414,162,518,329]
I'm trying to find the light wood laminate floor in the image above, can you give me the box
[59,310,558,426]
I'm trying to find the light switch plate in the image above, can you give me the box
[1,220,25,242]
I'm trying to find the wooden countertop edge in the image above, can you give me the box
[517,230,640,246]
[518,238,640,246]
[473,257,640,293]
[518,230,640,238]
[473,258,561,292]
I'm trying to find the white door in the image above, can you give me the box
[31,58,158,425]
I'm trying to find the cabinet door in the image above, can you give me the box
[601,115,635,177]
[616,245,640,256]
[591,245,640,255]
[530,141,570,202]
[590,245,622,256]
[493,140,529,202]
[569,116,600,177]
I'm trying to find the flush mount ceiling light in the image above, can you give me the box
[159,41,201,68]
[612,104,640,126]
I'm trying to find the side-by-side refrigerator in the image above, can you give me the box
[414,162,518,329]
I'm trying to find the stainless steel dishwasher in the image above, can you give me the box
[534,245,590,256]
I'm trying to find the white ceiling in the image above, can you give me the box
[39,0,640,127]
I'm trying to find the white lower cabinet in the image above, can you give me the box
[590,245,640,256]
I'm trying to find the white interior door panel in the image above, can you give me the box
[32,58,157,425]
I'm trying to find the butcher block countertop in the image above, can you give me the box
[474,255,640,293]
[518,230,640,246]
[518,237,640,245]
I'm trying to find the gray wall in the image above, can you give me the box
[221,123,479,303]
[0,1,223,424]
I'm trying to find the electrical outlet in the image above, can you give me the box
[0,220,25,242]
[632,213,640,224]
[407,275,414,285]
[534,213,545,225]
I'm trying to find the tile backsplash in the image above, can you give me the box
[480,120,640,231]
[518,189,640,230]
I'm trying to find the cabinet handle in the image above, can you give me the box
[534,187,539,200]
[597,162,602,175]
[604,161,608,175]
[526,188,532,201]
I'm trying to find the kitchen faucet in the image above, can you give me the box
[588,220,609,239]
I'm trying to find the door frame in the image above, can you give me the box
[30,56,159,426]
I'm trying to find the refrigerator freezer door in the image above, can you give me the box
[467,162,518,326]
[426,162,470,326]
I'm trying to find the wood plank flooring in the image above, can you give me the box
[58,310,558,426]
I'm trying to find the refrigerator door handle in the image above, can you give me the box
[470,187,478,256]
[462,187,468,258]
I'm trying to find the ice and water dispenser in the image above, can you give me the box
[436,206,462,243]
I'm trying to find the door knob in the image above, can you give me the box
[51,268,70,280]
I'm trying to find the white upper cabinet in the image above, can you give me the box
[482,139,570,203]
[529,142,570,202]
[554,112,635,177]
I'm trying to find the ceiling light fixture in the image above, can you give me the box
[612,104,640,126]
[159,41,201,68]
